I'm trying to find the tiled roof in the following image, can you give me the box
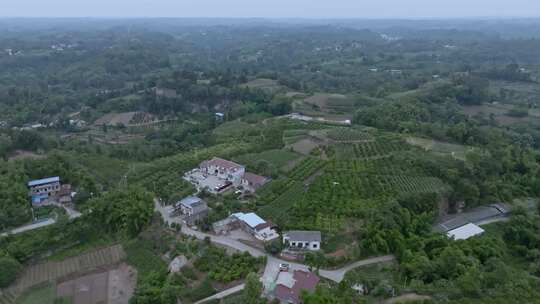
[204,157,244,171]
[243,172,268,187]
[273,270,319,304]
[284,231,321,242]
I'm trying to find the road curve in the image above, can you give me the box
[155,200,395,282]
[194,283,245,304]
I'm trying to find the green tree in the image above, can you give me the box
[0,256,22,287]
[90,187,153,236]
[242,272,263,304]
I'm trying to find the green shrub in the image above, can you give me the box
[0,256,22,287]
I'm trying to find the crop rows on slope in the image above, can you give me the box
[326,128,372,142]
[287,157,327,181]
[258,181,305,226]
[291,171,447,220]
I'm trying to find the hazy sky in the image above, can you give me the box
[2,0,540,18]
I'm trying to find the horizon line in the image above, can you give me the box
[1,16,540,20]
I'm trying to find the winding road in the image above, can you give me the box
[155,200,395,302]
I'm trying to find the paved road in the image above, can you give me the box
[1,218,57,237]
[194,283,245,304]
[155,200,395,284]
[319,255,395,282]
[1,202,82,237]
[476,216,510,226]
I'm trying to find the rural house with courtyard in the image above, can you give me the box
[283,230,322,251]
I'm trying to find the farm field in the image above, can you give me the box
[282,129,311,145]
[240,78,285,92]
[258,181,304,226]
[56,263,136,304]
[287,157,327,181]
[302,93,356,113]
[212,120,254,138]
[325,127,373,142]
[490,80,540,105]
[461,103,537,125]
[406,137,477,160]
[289,138,322,155]
[10,246,124,294]
[15,284,56,304]
[331,140,410,159]
[1,245,127,304]
[94,111,157,127]
[292,93,355,121]
[233,149,302,172]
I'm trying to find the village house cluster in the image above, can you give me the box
[183,157,269,194]
[28,176,74,206]
[158,156,326,302]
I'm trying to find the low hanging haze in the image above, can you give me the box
[2,0,540,18]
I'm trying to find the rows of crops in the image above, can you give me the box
[335,140,409,159]
[294,171,448,218]
[314,172,447,196]
[0,290,17,304]
[327,158,412,175]
[326,128,372,142]
[282,129,310,145]
[258,182,305,226]
[14,245,125,292]
[382,175,449,194]
[291,214,345,233]
[256,177,299,204]
[288,157,327,181]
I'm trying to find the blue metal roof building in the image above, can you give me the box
[28,176,60,187]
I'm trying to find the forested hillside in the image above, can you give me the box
[1,19,540,304]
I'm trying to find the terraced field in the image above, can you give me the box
[0,245,125,304]
[0,290,17,304]
[288,157,327,181]
[334,140,409,159]
[258,182,305,226]
[326,128,372,142]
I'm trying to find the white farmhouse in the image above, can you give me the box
[200,157,246,186]
[283,231,322,251]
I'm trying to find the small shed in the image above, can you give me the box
[447,223,485,240]
[168,255,188,273]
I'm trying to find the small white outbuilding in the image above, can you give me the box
[447,223,485,240]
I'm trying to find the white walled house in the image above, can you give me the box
[283,231,322,251]
[200,157,245,186]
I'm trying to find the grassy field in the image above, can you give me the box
[15,284,57,304]
[212,120,254,138]
[292,93,356,120]
[240,78,284,92]
[406,137,476,160]
[233,149,302,171]
[461,103,536,126]
[76,154,132,186]
[123,239,168,277]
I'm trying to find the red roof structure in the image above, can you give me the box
[273,270,319,304]
[202,157,244,171]
[243,172,268,188]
